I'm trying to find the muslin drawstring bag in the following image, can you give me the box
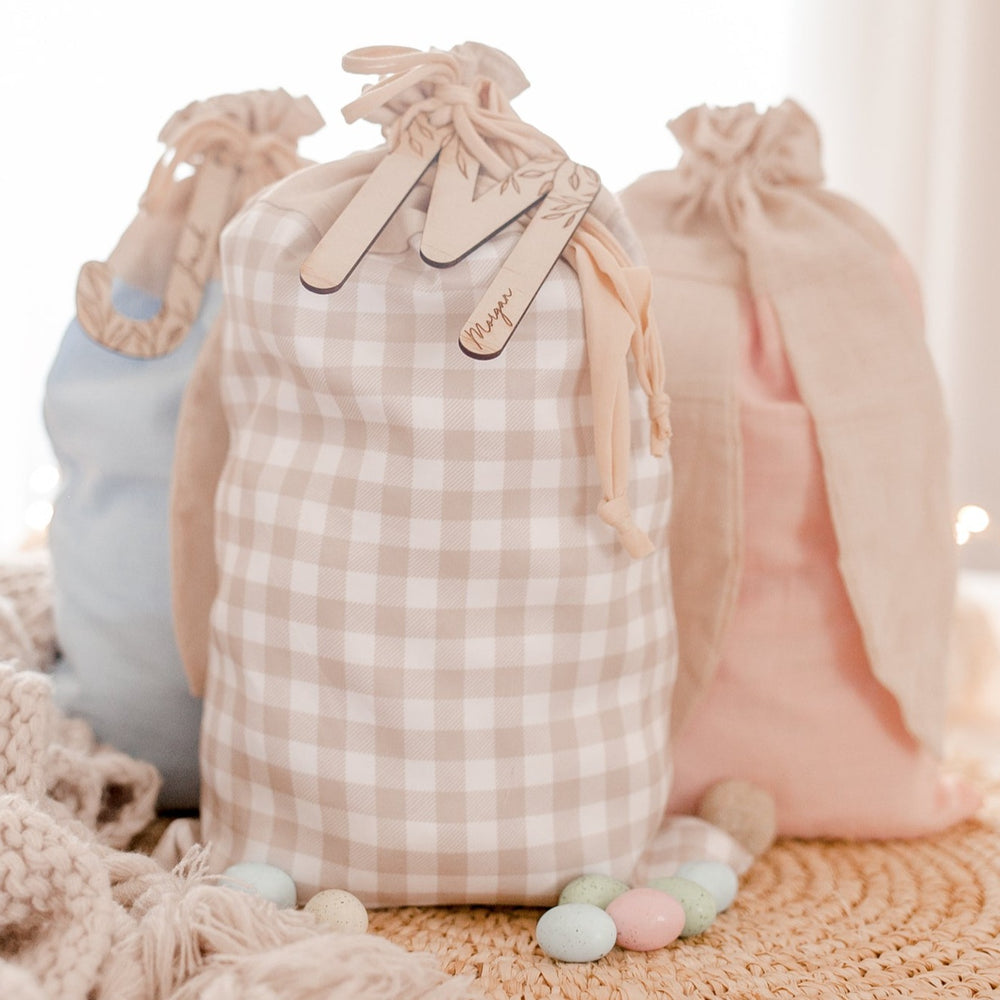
[620,101,980,838]
[171,43,680,906]
[43,90,323,809]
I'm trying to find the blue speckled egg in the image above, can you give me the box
[558,874,630,909]
[220,861,298,909]
[647,875,717,936]
[535,903,618,962]
[674,860,739,913]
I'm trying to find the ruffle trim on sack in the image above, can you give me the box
[327,44,671,556]
[668,100,824,247]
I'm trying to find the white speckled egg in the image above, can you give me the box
[535,903,618,962]
[220,862,298,909]
[558,874,630,909]
[674,860,739,913]
[304,889,370,933]
[647,876,717,936]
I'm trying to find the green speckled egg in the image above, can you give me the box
[558,874,631,909]
[647,875,717,937]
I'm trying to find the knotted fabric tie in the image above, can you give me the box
[340,45,560,181]
[567,215,671,558]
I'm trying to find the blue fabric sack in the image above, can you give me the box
[43,91,323,809]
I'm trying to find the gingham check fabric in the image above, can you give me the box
[634,816,754,881]
[198,180,677,907]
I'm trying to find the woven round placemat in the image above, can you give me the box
[369,811,1000,999]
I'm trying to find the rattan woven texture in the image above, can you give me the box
[369,815,1000,999]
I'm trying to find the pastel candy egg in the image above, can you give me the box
[605,887,686,952]
[647,876,717,937]
[558,874,630,909]
[304,889,369,933]
[220,862,298,909]
[535,903,618,962]
[675,860,739,913]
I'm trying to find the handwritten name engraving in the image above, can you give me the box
[462,287,514,348]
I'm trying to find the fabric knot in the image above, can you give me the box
[648,391,672,455]
[563,222,668,558]
[598,496,654,559]
[340,44,559,182]
[434,79,485,106]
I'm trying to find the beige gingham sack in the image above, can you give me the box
[172,43,679,906]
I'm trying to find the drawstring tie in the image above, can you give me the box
[340,45,555,181]
[339,45,671,556]
[567,214,672,557]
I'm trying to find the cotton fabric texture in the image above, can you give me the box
[620,100,981,839]
[172,43,680,906]
[43,90,323,809]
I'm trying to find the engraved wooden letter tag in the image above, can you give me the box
[300,130,600,358]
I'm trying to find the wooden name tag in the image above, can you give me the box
[300,117,599,358]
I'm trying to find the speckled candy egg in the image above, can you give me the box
[647,876,717,937]
[558,874,630,909]
[605,887,686,951]
[535,903,618,962]
[675,860,739,913]
[220,862,298,909]
[304,889,369,933]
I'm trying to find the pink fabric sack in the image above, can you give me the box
[620,101,981,839]
[172,43,680,906]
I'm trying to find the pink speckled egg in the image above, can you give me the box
[605,888,686,952]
